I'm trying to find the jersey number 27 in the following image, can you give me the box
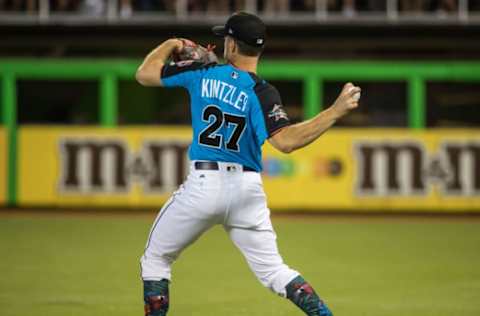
[199,105,246,152]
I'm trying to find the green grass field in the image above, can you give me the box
[0,212,479,316]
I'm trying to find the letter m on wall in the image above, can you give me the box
[355,142,426,196]
[59,139,129,193]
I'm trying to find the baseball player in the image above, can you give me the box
[136,12,360,316]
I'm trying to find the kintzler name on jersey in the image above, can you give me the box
[201,78,249,112]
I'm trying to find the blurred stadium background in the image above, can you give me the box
[1,1,480,316]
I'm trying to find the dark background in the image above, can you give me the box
[2,0,479,128]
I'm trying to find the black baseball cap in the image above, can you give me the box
[212,12,266,47]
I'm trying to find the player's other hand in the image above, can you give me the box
[330,82,361,119]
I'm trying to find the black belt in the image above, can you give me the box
[194,161,256,172]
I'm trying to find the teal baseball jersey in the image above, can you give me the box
[161,61,290,172]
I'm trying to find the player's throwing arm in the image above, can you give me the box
[268,82,360,153]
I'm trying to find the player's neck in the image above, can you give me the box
[229,56,258,74]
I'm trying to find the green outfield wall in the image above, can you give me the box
[1,59,480,209]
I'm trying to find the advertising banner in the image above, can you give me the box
[0,128,6,205]
[18,127,192,207]
[18,127,480,211]
[262,129,480,211]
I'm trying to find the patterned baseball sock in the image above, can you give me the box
[143,279,170,316]
[285,275,333,316]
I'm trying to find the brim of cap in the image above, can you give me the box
[212,26,226,37]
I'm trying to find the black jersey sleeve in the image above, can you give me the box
[254,81,291,138]
[161,61,217,88]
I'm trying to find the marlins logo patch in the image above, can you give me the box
[268,104,288,121]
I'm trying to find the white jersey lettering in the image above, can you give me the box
[201,78,210,98]
[201,78,248,112]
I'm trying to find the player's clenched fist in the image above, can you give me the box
[331,82,361,119]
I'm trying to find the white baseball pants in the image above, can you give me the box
[140,161,299,296]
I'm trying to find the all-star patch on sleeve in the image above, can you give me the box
[253,81,291,139]
[161,61,216,88]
